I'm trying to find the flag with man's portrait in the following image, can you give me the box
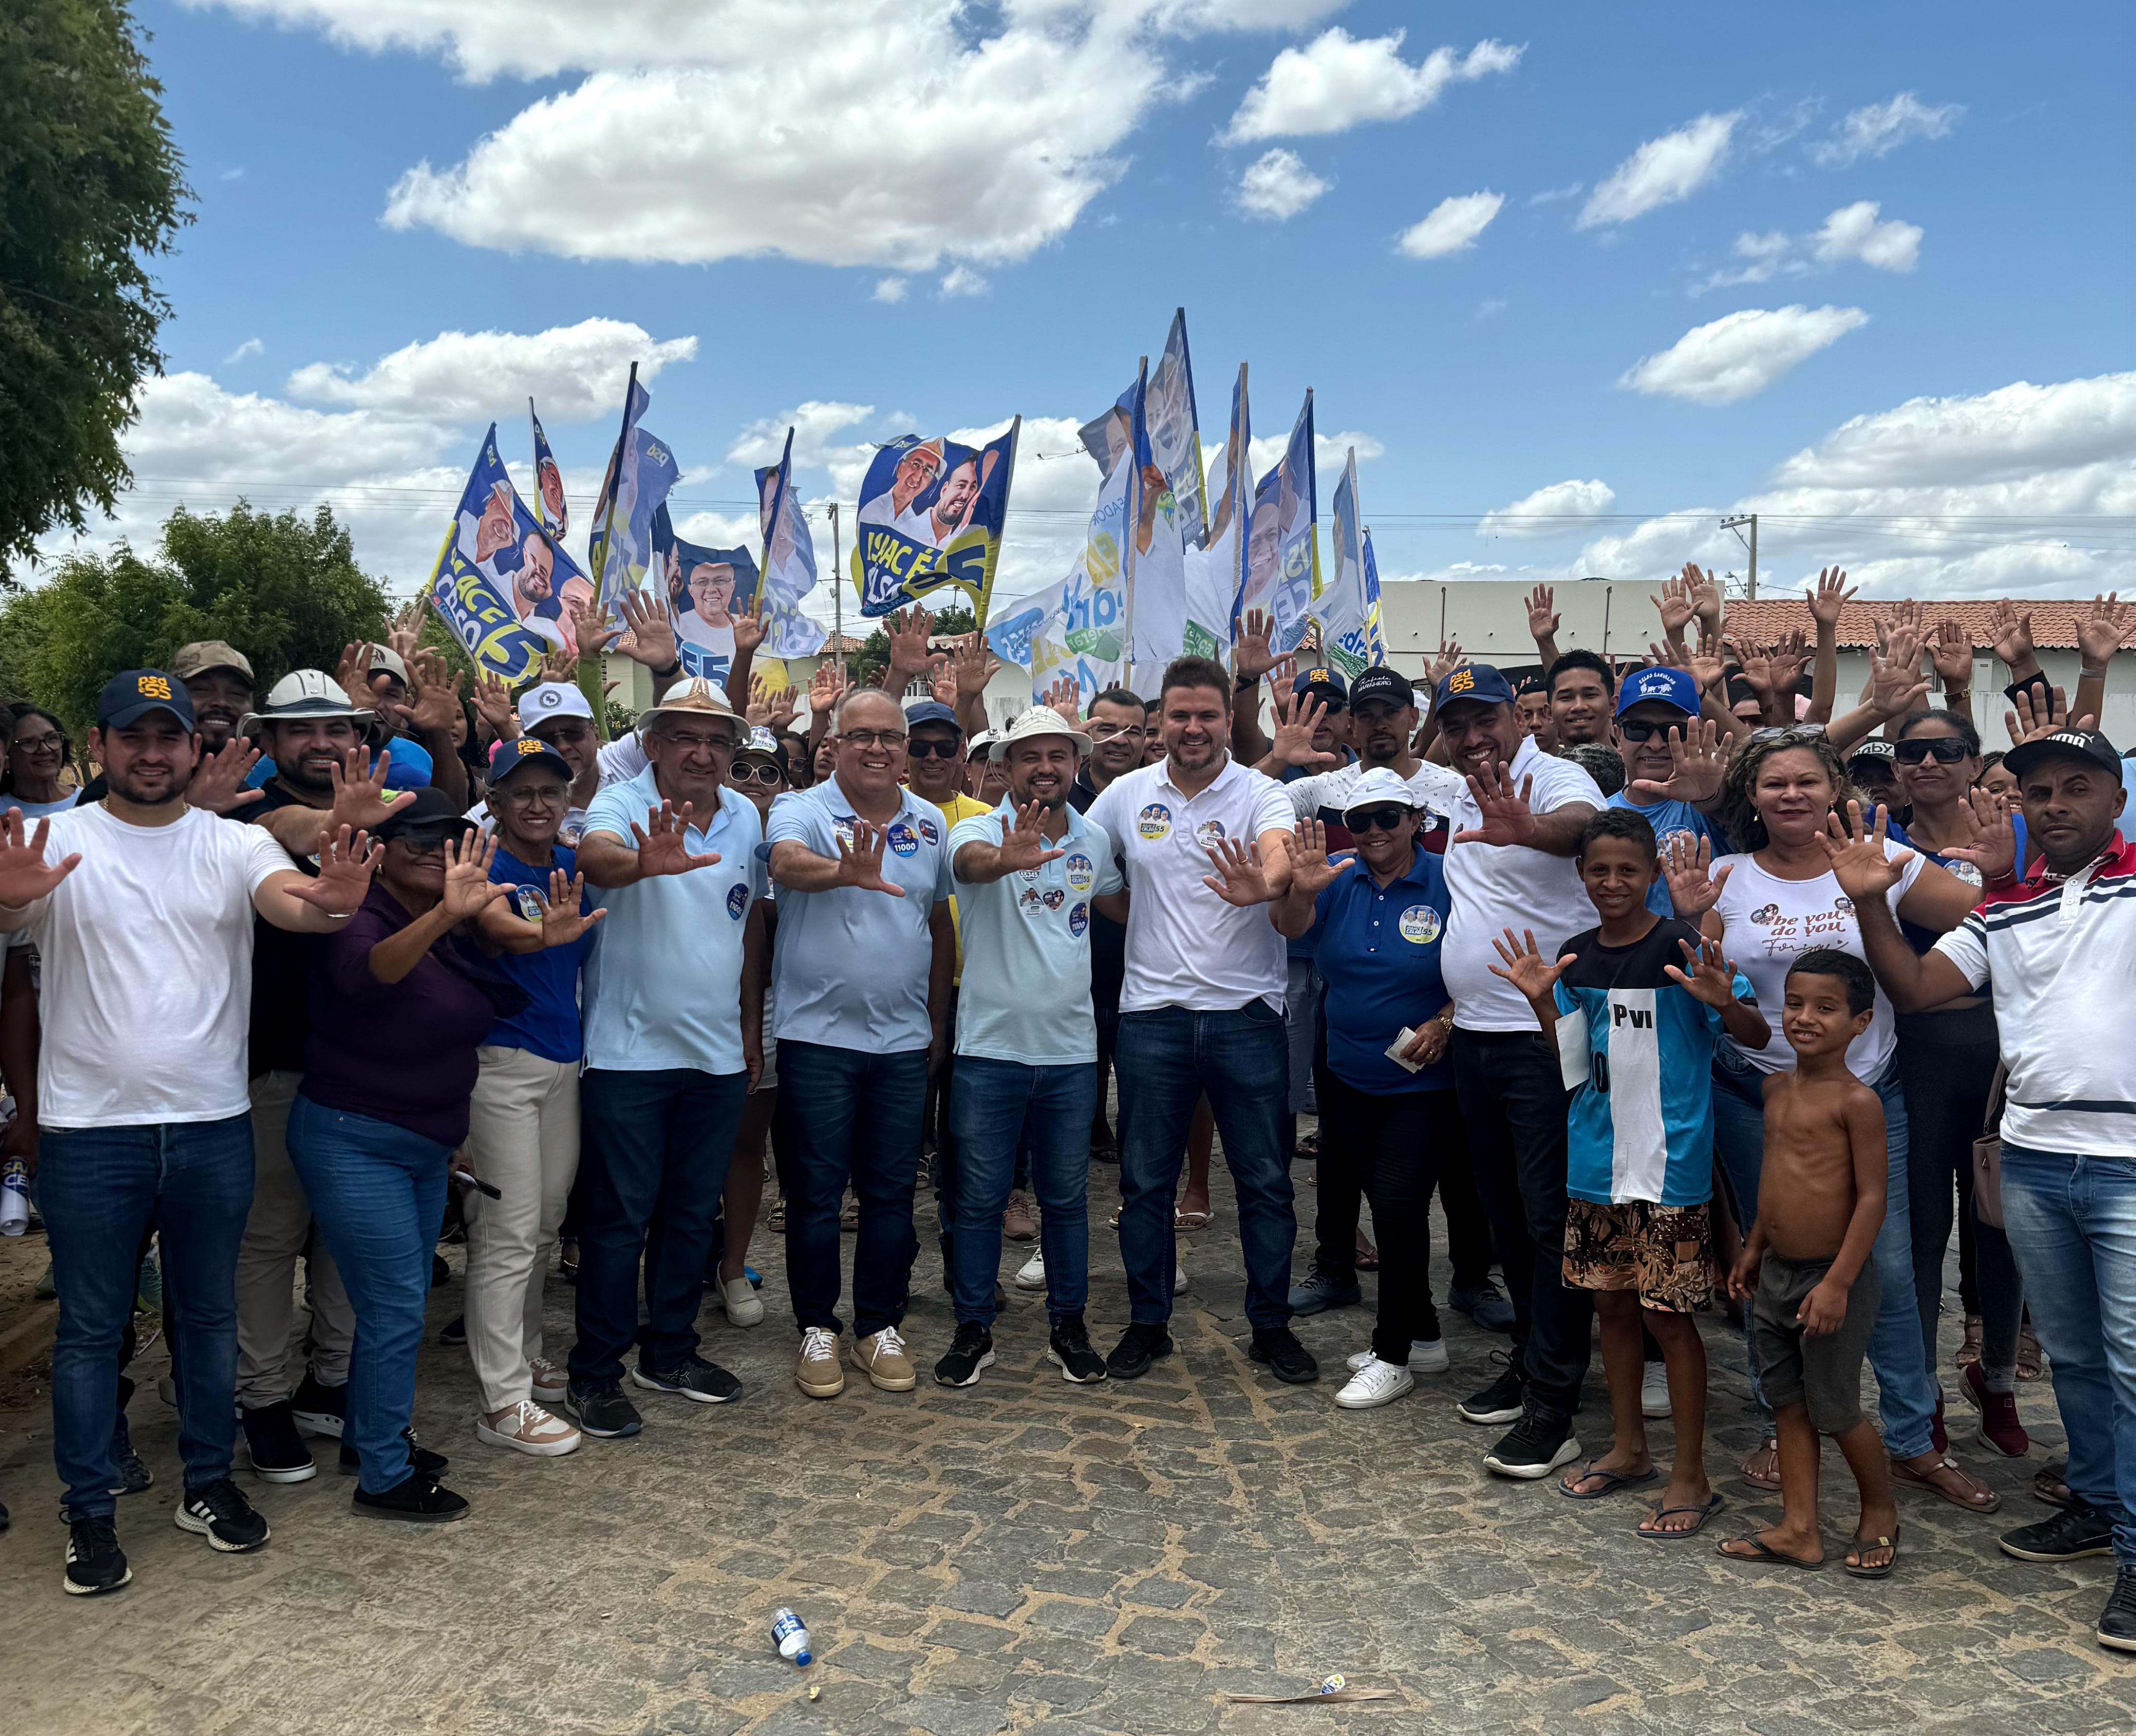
[650,503,760,688]
[1237,390,1319,656]
[529,399,567,539]
[849,421,1019,619]
[753,428,828,659]
[587,369,680,617]
[426,425,579,682]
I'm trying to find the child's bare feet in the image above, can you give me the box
[1718,1523,1823,1568]
[1638,1475,1720,1536]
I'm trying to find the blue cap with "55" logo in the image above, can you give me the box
[97,670,197,733]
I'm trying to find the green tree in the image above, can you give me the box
[0,502,390,733]
[847,599,978,689]
[0,1,190,573]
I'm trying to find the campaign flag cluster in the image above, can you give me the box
[753,428,828,659]
[426,425,588,681]
[587,368,680,618]
[1318,447,1376,677]
[1182,362,1251,661]
[850,423,1019,620]
[1239,392,1320,656]
[1121,362,1194,695]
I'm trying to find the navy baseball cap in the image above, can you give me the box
[2004,727,2122,784]
[903,700,963,735]
[1432,663,1516,713]
[1292,665,1348,707]
[1349,666,1419,710]
[97,670,197,732]
[1615,665,1699,717]
[373,786,480,843]
[487,736,574,787]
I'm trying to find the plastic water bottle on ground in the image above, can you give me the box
[771,1608,812,1667]
[0,1157,27,1236]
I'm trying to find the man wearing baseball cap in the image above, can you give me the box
[1843,723,2136,1651]
[0,670,380,1593]
[74,640,260,812]
[1607,665,1732,918]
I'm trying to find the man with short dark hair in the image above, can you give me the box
[1071,688,1150,1166]
[1546,651,1615,749]
[1607,666,1730,917]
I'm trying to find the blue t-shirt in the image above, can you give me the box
[1310,843,1454,1094]
[1901,811,2027,955]
[483,843,596,1064]
[249,737,433,792]
[1607,792,1724,918]
[1554,915,1751,1207]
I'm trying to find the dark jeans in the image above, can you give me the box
[286,1097,449,1495]
[1314,1065,1490,1294]
[778,1041,929,1338]
[41,1114,254,1519]
[1452,1027,1591,1423]
[1116,1002,1295,1331]
[948,1057,1098,1327]
[572,1067,748,1385]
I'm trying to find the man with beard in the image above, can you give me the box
[1606,667,1731,917]
[923,459,982,549]
[75,642,261,812]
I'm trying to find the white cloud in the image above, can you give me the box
[1396,191,1503,259]
[1478,479,1616,538]
[1577,111,1739,228]
[1528,182,1582,205]
[219,167,245,182]
[728,402,877,471]
[872,276,908,303]
[285,319,695,423]
[1772,374,2136,490]
[1222,29,1520,142]
[1619,305,1870,406]
[1235,149,1330,221]
[223,337,263,364]
[1811,92,1963,167]
[939,265,989,298]
[1812,201,1921,272]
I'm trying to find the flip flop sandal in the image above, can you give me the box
[1844,1526,1900,1579]
[2016,1320,2043,1380]
[1738,1439,1781,1490]
[1890,1454,2000,1513]
[1174,1209,1213,1231]
[1354,1236,1380,1272]
[2032,1462,2071,1509]
[1639,1493,1725,1540]
[1718,1534,1823,1571]
[1557,1461,1661,1501]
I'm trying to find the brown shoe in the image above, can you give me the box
[795,1327,844,1399]
[1002,1190,1038,1242]
[852,1327,917,1391]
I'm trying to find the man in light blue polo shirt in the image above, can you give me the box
[934,708,1127,1389]
[766,687,956,1401]
[567,680,766,1442]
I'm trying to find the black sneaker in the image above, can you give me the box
[353,1474,470,1523]
[175,1478,271,1553]
[241,1401,317,1484]
[63,1517,130,1595]
[438,1314,466,1346]
[290,1371,347,1439]
[1457,1350,1526,1425]
[1105,1322,1174,1380]
[632,1354,742,1405]
[566,1380,644,1439]
[2000,1500,2115,1562]
[340,1428,449,1478]
[2100,1566,2136,1654]
[1247,1327,1321,1384]
[431,1251,449,1288]
[1483,1403,1581,1479]
[109,1447,154,1497]
[1046,1318,1108,1384]
[934,1323,996,1388]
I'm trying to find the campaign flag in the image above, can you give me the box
[1147,308,1207,548]
[983,587,1053,673]
[1027,435,1133,711]
[753,428,828,659]
[1182,361,1250,661]
[849,421,1019,619]
[1315,447,1375,677]
[586,367,680,617]
[1077,384,1134,480]
[1361,525,1388,665]
[529,399,567,539]
[650,504,760,688]
[1120,361,1193,695]
[426,425,584,682]
[1238,390,1319,656]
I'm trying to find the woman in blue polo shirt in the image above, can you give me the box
[1273,768,1457,1411]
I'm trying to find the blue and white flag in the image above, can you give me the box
[1317,447,1375,678]
[1361,524,1387,666]
[1184,361,1250,661]
[529,398,567,540]
[1120,360,1193,695]
[1026,434,1133,711]
[651,504,759,689]
[1080,310,1207,550]
[586,368,680,617]
[426,425,578,682]
[850,421,1019,619]
[1239,390,1319,656]
[753,428,828,659]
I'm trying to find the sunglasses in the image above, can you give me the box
[905,739,962,760]
[1894,736,1971,765]
[1346,806,1412,834]
[393,831,469,857]
[730,762,785,786]
[1614,717,1693,743]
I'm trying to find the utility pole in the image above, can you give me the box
[1721,513,1758,599]
[828,501,845,681]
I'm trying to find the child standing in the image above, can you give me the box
[1720,949,1901,1576]
[1489,809,1769,1537]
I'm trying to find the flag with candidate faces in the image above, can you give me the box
[753,428,828,659]
[650,503,760,689]
[1024,434,1133,711]
[849,422,1019,619]
[1315,447,1375,678]
[1119,360,1193,695]
[586,369,680,618]
[1181,361,1250,662]
[1238,390,1319,656]
[530,399,567,539]
[426,425,588,682]
[1361,524,1387,665]
[1079,309,1208,551]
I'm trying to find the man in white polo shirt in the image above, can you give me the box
[1086,655,1318,1385]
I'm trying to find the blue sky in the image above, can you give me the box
[83,0,2135,613]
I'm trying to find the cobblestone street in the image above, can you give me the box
[2,1158,2128,1736]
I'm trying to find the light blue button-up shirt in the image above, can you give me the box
[764,776,953,1053]
[580,768,763,1075]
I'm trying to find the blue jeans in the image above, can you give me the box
[40,1115,254,1519]
[573,1067,747,1384]
[948,1057,1098,1328]
[1711,1044,1938,1458]
[287,1096,449,1495]
[777,1041,929,1338]
[1116,1003,1295,1332]
[1999,1142,2136,1565]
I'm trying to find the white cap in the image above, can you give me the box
[989,705,1093,762]
[1339,766,1426,818]
[366,646,411,685]
[519,681,595,733]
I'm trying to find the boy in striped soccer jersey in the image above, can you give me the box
[1490,808,1769,1538]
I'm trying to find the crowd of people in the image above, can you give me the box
[0,569,2130,1656]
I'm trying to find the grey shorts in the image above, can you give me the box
[1752,1250,1881,1434]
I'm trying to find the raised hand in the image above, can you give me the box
[386,596,427,659]
[1816,801,1912,902]
[2077,592,2135,667]
[1040,676,1081,726]
[628,802,722,879]
[1426,638,1466,690]
[1680,563,1724,633]
[952,632,1001,700]
[1267,684,1338,768]
[0,810,80,909]
[1485,926,1574,1003]
[399,652,465,740]
[1686,624,1728,695]
[928,659,958,710]
[1765,627,1808,698]
[765,679,800,735]
[997,800,1067,873]
[1200,835,1272,907]
[1940,787,2017,884]
[1626,717,1727,806]
[533,868,606,948]
[538,644,577,686]
[832,821,906,896]
[335,640,381,711]
[731,594,767,657]
[440,831,510,922]
[1806,567,1855,630]
[2004,683,2094,745]
[329,745,415,834]
[1452,763,1538,848]
[1867,642,1930,720]
[1988,600,2036,673]
[472,670,519,744]
[289,824,380,917]
[1724,634,1773,697]
[1652,574,1694,642]
[1524,584,1559,642]
[746,673,777,728]
[568,594,623,661]
[809,662,850,719]
[1663,933,1744,1008]
[1284,817,1354,899]
[186,736,265,814]
[883,606,939,687]
[1231,608,1279,683]
[613,587,679,672]
[1661,832,1733,919]
[1927,618,1974,689]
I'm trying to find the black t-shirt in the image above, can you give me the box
[246,782,327,1077]
[1070,772,1126,1006]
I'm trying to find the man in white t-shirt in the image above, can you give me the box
[1086,655,1319,1385]
[0,671,377,1597]
[1427,664,1605,1481]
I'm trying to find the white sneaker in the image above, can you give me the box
[719,1275,766,1327]
[529,1358,568,1404]
[1173,1268,1189,1295]
[1641,1362,1672,1419]
[1344,1339,1448,1376]
[1014,1251,1047,1290]
[476,1399,581,1457]
[1334,1358,1416,1410]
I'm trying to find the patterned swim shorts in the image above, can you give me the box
[1562,1199,1713,1313]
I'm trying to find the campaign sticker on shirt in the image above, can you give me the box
[1834,895,1854,914]
[886,822,920,857]
[1069,901,1089,937]
[1658,828,1698,860]
[1946,859,1984,887]
[1398,904,1442,944]
[1751,903,1781,925]
[1064,852,1095,892]
[917,816,940,845]
[558,820,584,848]
[516,886,545,923]
[726,883,749,920]
[1018,886,1044,915]
[1194,819,1228,851]
[1041,887,1065,910]
[832,816,858,850]
[1137,803,1172,841]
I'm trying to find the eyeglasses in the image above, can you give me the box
[838,729,907,749]
[1346,807,1411,833]
[12,733,66,756]
[497,783,568,808]
[730,762,785,786]
[1895,736,1971,765]
[1615,717,1690,743]
[393,832,459,857]
[655,731,737,753]
[906,739,962,760]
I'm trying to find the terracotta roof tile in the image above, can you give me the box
[1722,597,2107,651]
